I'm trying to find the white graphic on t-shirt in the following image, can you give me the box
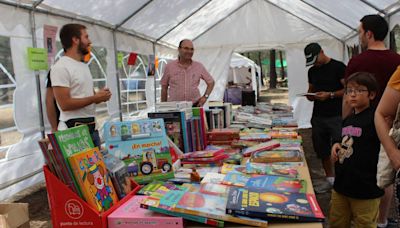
[338,135,354,164]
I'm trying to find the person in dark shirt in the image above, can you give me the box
[344,15,400,227]
[45,71,60,132]
[304,43,346,189]
[330,72,383,228]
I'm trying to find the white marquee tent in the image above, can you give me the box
[0,0,400,200]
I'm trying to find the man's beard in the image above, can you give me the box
[78,42,89,55]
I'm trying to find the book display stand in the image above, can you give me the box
[43,166,140,228]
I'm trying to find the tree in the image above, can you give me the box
[279,50,285,80]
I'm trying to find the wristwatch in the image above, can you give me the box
[330,92,335,99]
[203,94,209,99]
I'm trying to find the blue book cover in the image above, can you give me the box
[104,119,174,184]
[246,175,307,193]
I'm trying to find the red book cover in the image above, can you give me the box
[242,140,281,157]
[207,129,240,141]
[183,149,225,159]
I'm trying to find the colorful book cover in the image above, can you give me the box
[266,130,298,139]
[104,119,174,184]
[220,163,246,174]
[138,181,186,196]
[140,196,224,227]
[226,187,324,222]
[181,154,229,164]
[183,149,225,159]
[246,162,299,178]
[108,195,183,228]
[221,171,250,187]
[250,150,303,163]
[207,128,240,141]
[199,183,230,197]
[246,175,307,193]
[148,111,189,153]
[201,173,225,184]
[240,132,272,142]
[192,107,208,146]
[242,140,281,157]
[68,147,119,212]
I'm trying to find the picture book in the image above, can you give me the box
[48,125,95,197]
[168,190,269,227]
[182,153,229,163]
[220,163,246,174]
[140,195,224,227]
[231,139,260,148]
[242,140,281,157]
[266,130,298,139]
[138,181,186,196]
[221,171,250,187]
[201,173,225,184]
[68,147,119,212]
[246,162,299,178]
[104,119,174,184]
[250,150,303,163]
[104,153,137,199]
[246,175,307,193]
[226,187,324,222]
[207,128,240,141]
[183,149,225,159]
[148,111,190,153]
[108,195,183,228]
[240,132,272,142]
[199,183,230,197]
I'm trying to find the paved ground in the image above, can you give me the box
[5,88,396,227]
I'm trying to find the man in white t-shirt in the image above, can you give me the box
[51,23,111,148]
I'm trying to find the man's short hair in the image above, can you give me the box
[360,15,388,41]
[60,23,86,52]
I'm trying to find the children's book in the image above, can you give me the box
[201,173,225,184]
[231,139,260,148]
[246,162,299,178]
[266,130,298,139]
[250,150,303,163]
[242,140,281,157]
[183,149,225,159]
[182,153,229,163]
[140,195,224,227]
[138,181,186,196]
[246,175,307,193]
[104,153,136,199]
[108,195,183,228]
[240,132,272,142]
[207,128,240,141]
[226,187,324,222]
[47,125,95,197]
[220,163,246,174]
[104,119,174,184]
[221,171,250,187]
[199,183,230,197]
[68,147,119,212]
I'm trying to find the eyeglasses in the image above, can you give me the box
[180,47,194,51]
[345,88,369,95]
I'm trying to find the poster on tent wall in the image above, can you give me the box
[147,54,156,76]
[43,25,58,65]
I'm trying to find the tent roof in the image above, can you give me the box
[1,0,400,47]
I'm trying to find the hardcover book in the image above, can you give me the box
[246,175,307,193]
[242,140,281,157]
[104,119,174,184]
[226,187,324,222]
[250,150,303,163]
[108,195,183,228]
[246,162,299,178]
[68,147,119,212]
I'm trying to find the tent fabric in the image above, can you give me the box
[1,0,400,200]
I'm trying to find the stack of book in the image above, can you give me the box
[207,128,240,145]
[181,149,229,166]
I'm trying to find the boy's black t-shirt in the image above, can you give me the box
[333,107,384,199]
[308,59,345,117]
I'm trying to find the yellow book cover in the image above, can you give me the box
[69,148,119,212]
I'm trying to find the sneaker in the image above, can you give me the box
[313,181,332,194]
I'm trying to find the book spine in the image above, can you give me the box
[48,134,80,196]
[180,113,189,153]
[227,208,324,222]
[141,204,224,227]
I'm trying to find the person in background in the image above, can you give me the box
[161,39,215,107]
[344,15,400,228]
[51,23,111,148]
[375,66,400,225]
[330,72,383,228]
[304,42,346,192]
[45,71,59,132]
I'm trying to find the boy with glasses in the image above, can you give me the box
[330,72,383,228]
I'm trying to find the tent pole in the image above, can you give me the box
[153,42,157,111]
[112,31,123,122]
[359,0,386,16]
[114,0,153,30]
[29,9,45,139]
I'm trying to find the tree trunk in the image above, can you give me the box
[269,49,277,89]
[279,50,285,80]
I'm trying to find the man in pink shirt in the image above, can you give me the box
[161,39,215,107]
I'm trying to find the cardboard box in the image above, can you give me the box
[0,203,29,228]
